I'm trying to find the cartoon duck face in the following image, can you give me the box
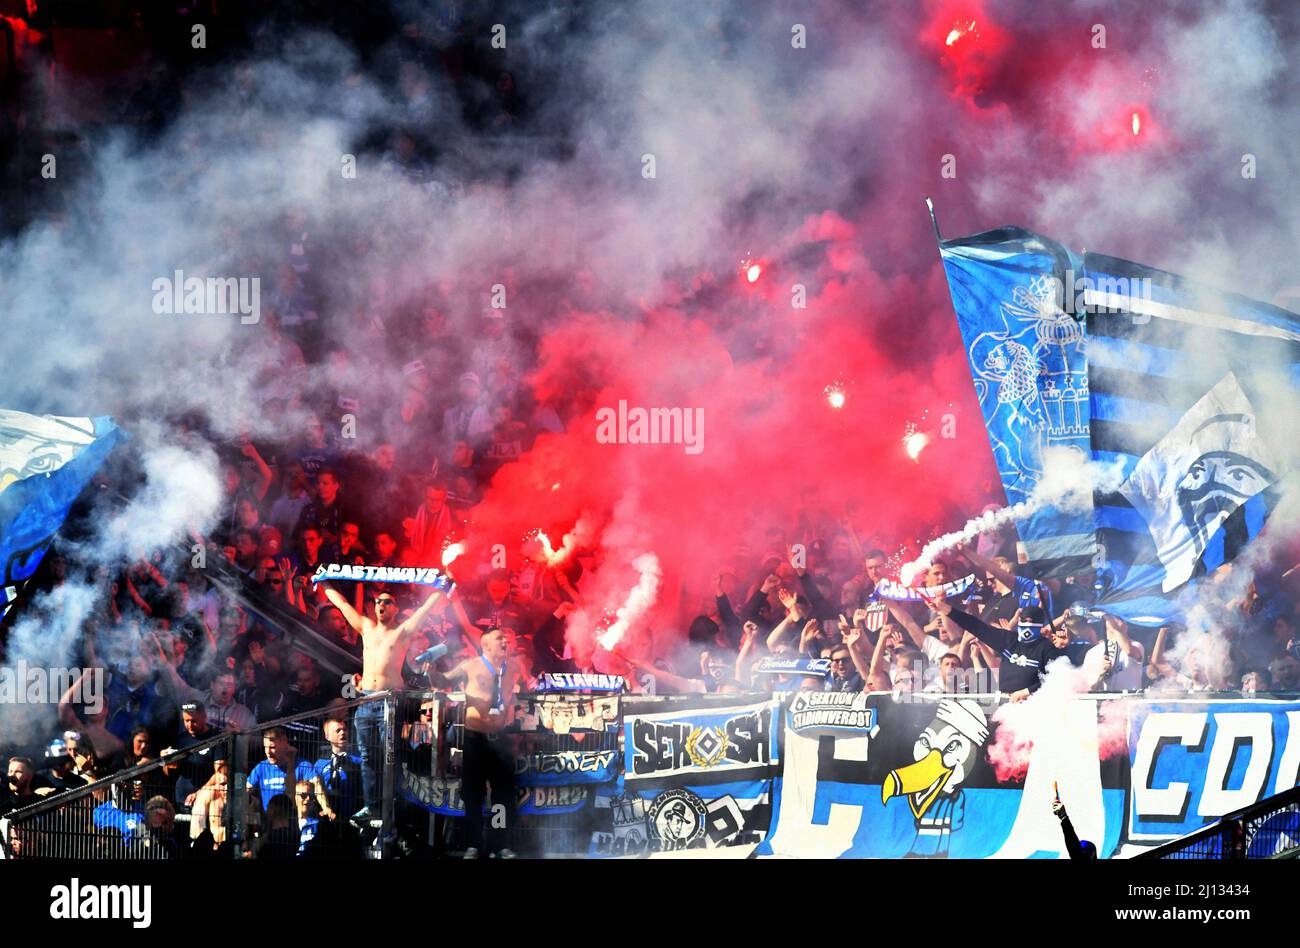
[882,699,989,819]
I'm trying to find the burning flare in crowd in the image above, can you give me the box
[824,382,847,410]
[596,553,663,651]
[945,20,976,46]
[903,423,930,461]
[1131,112,1141,136]
[441,542,466,567]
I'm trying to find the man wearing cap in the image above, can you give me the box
[927,598,1066,701]
[174,701,220,788]
[442,371,493,447]
[34,740,89,795]
[321,579,448,824]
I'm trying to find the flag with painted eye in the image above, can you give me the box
[938,227,1093,578]
[1083,253,1299,625]
[0,410,123,617]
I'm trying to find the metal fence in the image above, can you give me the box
[1141,784,1300,859]
[1,730,235,859]
[398,690,620,858]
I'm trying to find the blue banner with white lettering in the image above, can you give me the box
[1126,700,1300,846]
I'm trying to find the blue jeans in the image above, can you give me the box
[353,698,386,814]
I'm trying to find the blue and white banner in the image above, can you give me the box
[939,228,1092,577]
[751,657,831,679]
[310,562,452,588]
[624,699,778,788]
[1084,252,1299,625]
[787,690,880,736]
[588,774,771,856]
[873,575,975,602]
[757,694,1127,859]
[534,672,625,693]
[1126,699,1300,844]
[400,767,590,816]
[0,411,123,613]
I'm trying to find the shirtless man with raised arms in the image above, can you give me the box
[430,628,522,858]
[321,583,447,823]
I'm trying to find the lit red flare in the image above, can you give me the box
[902,422,930,461]
[945,20,976,46]
[824,381,847,410]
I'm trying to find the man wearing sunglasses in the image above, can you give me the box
[321,581,448,825]
[823,645,864,693]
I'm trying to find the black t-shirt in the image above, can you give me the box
[32,769,88,795]
[0,790,41,816]
[948,608,1065,694]
[175,727,220,786]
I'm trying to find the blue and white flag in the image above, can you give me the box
[0,410,123,615]
[939,228,1093,577]
[1083,253,1298,624]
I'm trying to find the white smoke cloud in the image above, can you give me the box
[901,448,1128,583]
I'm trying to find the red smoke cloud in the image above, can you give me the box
[462,211,1002,652]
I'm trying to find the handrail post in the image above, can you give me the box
[1228,818,1247,860]
[380,692,398,855]
[230,730,248,858]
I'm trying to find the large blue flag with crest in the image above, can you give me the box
[0,410,123,617]
[939,225,1298,625]
[939,227,1093,577]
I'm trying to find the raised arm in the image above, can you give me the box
[884,598,930,652]
[1104,614,1143,661]
[240,440,274,501]
[765,612,796,652]
[58,669,90,729]
[736,621,761,683]
[625,656,704,695]
[927,596,1007,652]
[795,569,836,620]
[1146,626,1172,682]
[149,632,203,703]
[402,586,447,636]
[844,626,873,685]
[743,575,779,624]
[446,591,484,650]
[956,543,1016,589]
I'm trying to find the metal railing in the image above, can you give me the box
[1,729,235,859]
[1139,784,1300,859]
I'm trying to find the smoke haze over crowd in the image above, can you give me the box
[2,0,1298,672]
